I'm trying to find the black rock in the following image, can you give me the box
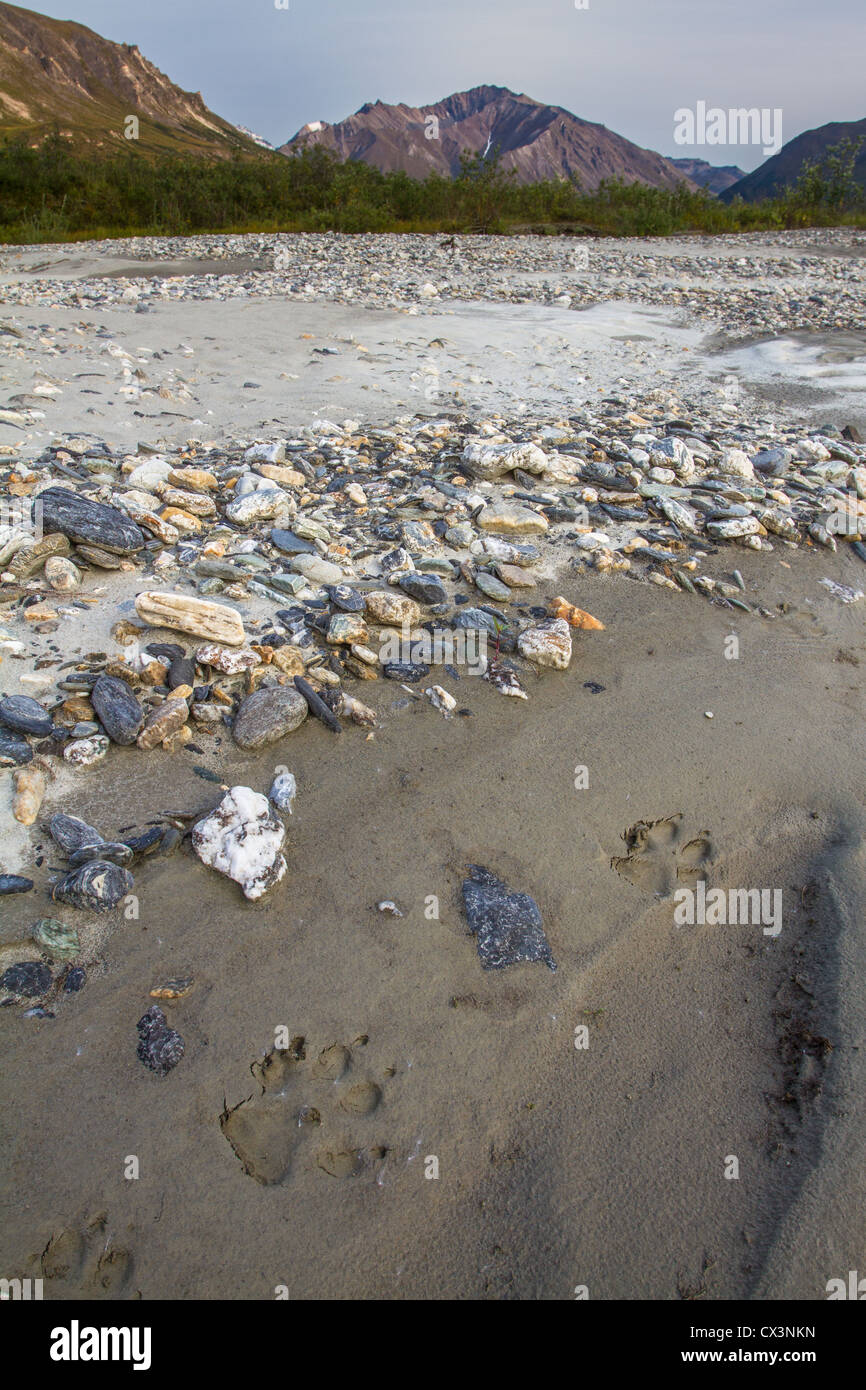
[0,694,53,738]
[91,675,143,745]
[168,655,196,689]
[2,961,52,996]
[461,865,555,972]
[0,727,33,767]
[122,826,165,858]
[64,967,87,993]
[136,1005,184,1076]
[398,573,448,605]
[0,874,34,895]
[38,487,144,554]
[752,447,792,477]
[270,528,317,555]
[293,676,342,733]
[382,661,430,683]
[68,841,134,868]
[50,860,134,913]
[325,584,365,613]
[146,642,185,663]
[452,608,502,634]
[49,813,104,856]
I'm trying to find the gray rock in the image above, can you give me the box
[0,695,53,738]
[232,686,308,749]
[50,860,133,913]
[0,728,33,767]
[398,572,447,605]
[49,813,104,856]
[136,1005,184,1076]
[462,865,555,971]
[2,961,52,997]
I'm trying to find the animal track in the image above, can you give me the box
[40,1213,134,1298]
[611,813,714,897]
[220,1034,389,1185]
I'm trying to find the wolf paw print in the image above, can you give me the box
[611,813,714,897]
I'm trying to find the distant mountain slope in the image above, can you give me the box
[668,157,745,196]
[281,85,697,191]
[720,117,866,202]
[0,0,259,155]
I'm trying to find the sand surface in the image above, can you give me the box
[1,231,865,1300]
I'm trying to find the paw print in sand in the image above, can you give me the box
[40,1212,134,1298]
[220,1034,388,1185]
[611,813,714,897]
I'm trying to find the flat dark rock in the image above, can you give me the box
[168,655,196,689]
[325,584,365,613]
[68,841,134,868]
[91,675,143,745]
[51,860,133,913]
[136,1005,184,1076]
[0,727,33,766]
[38,487,144,554]
[2,961,52,997]
[461,864,555,971]
[398,573,448,605]
[270,528,317,555]
[293,676,342,732]
[382,661,430,683]
[0,694,53,737]
[49,813,104,856]
[0,874,34,895]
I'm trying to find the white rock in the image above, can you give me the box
[244,441,286,464]
[192,786,286,901]
[135,592,246,645]
[225,487,293,526]
[269,770,297,813]
[717,448,755,481]
[290,554,344,585]
[462,440,550,480]
[517,618,572,670]
[127,457,172,492]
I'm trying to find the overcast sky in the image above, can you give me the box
[19,0,866,172]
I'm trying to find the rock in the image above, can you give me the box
[31,918,80,961]
[2,961,53,997]
[462,865,555,971]
[8,532,71,579]
[472,536,540,567]
[0,727,33,766]
[135,591,246,646]
[383,661,430,683]
[0,695,53,737]
[270,528,317,555]
[706,517,762,539]
[475,571,512,602]
[192,786,287,900]
[75,544,125,569]
[752,447,792,477]
[44,556,81,592]
[496,563,536,588]
[136,697,189,750]
[476,501,549,535]
[91,675,143,745]
[325,583,365,612]
[717,447,755,481]
[226,487,292,526]
[64,967,86,992]
[270,645,307,677]
[518,618,572,669]
[548,597,605,629]
[398,572,447,605]
[0,874,34,894]
[12,764,45,825]
[196,643,259,674]
[293,676,342,732]
[232,686,308,749]
[136,1005,185,1076]
[462,440,551,480]
[49,813,104,855]
[63,734,110,766]
[167,467,218,493]
[452,607,504,634]
[127,457,172,491]
[364,590,420,627]
[37,487,144,553]
[289,554,344,586]
[326,613,368,645]
[68,841,133,867]
[269,770,297,812]
[51,860,134,912]
[149,977,194,999]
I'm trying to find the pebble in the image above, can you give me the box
[517,618,573,670]
[269,770,297,812]
[0,694,53,737]
[0,874,35,894]
[91,674,143,745]
[38,487,144,553]
[135,591,246,646]
[2,961,53,997]
[31,918,80,961]
[136,1005,185,1077]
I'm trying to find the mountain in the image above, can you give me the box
[280,85,696,191]
[668,157,745,196]
[720,117,866,202]
[0,1,259,155]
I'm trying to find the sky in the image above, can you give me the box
[14,0,866,172]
